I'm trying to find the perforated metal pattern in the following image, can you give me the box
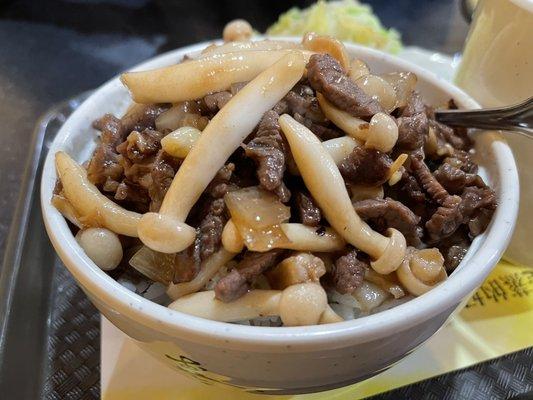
[43,264,100,400]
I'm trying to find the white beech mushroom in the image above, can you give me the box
[75,228,123,271]
[321,136,360,165]
[168,283,343,326]
[54,152,141,237]
[317,94,399,152]
[167,249,236,300]
[160,126,202,159]
[397,248,447,296]
[221,219,346,253]
[278,115,406,274]
[137,52,306,253]
[121,50,312,104]
[222,19,253,42]
[365,112,398,153]
[201,40,300,57]
[302,32,351,70]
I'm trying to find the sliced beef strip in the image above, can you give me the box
[443,150,478,174]
[243,110,290,201]
[339,147,392,186]
[306,54,383,118]
[172,165,236,283]
[429,120,471,151]
[400,91,427,117]
[433,162,485,194]
[410,156,464,242]
[114,181,150,211]
[121,104,169,133]
[459,186,497,236]
[197,198,227,261]
[205,163,236,198]
[437,228,471,272]
[295,191,322,227]
[116,129,164,163]
[148,150,180,212]
[202,91,232,113]
[293,113,343,140]
[331,249,367,294]
[215,249,286,302]
[396,112,428,151]
[87,114,125,187]
[353,198,423,247]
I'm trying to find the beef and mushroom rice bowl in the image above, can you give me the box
[50,25,497,327]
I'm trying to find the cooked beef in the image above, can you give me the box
[410,156,464,242]
[87,114,125,187]
[353,198,423,247]
[114,181,150,208]
[429,120,471,151]
[116,129,164,163]
[244,110,289,201]
[437,228,471,272]
[293,113,343,140]
[173,241,201,283]
[426,195,463,243]
[295,192,322,227]
[306,54,383,118]
[284,88,325,122]
[121,104,168,133]
[148,150,180,212]
[215,249,286,302]
[410,155,451,205]
[400,91,427,117]
[460,186,497,236]
[396,112,428,151]
[433,162,485,194]
[197,198,227,260]
[443,150,478,173]
[203,91,232,113]
[332,249,367,294]
[339,147,392,185]
[205,163,236,198]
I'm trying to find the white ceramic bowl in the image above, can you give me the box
[40,40,519,394]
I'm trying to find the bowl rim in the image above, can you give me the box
[40,38,519,350]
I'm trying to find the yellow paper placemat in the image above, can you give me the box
[101,260,533,400]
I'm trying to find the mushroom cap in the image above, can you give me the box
[138,212,196,254]
[279,283,328,326]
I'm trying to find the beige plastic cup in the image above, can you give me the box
[455,0,533,265]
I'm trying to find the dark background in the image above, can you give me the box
[0,0,470,263]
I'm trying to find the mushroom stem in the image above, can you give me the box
[278,115,406,270]
[122,50,311,104]
[168,283,343,326]
[54,152,141,237]
[221,219,346,253]
[138,52,306,253]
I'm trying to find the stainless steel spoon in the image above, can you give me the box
[435,96,533,137]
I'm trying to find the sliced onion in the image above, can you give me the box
[353,281,390,311]
[355,74,397,113]
[348,59,370,82]
[225,186,290,229]
[129,246,175,284]
[380,72,417,109]
[155,102,208,131]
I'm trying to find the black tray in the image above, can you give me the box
[0,95,531,400]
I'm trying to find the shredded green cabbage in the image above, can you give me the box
[267,0,402,54]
